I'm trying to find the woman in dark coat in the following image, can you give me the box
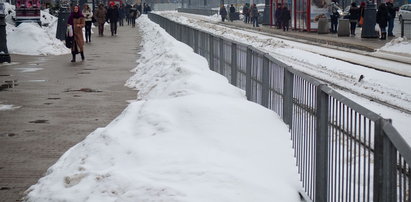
[348,2,361,36]
[219,5,227,22]
[68,5,85,62]
[376,3,389,40]
[281,6,291,31]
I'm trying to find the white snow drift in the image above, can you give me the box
[6,4,69,56]
[25,15,301,201]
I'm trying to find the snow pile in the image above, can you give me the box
[4,2,15,24]
[379,37,411,55]
[25,15,301,201]
[7,22,69,55]
[6,5,69,55]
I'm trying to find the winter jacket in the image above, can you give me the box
[386,2,396,19]
[230,6,235,13]
[95,7,107,24]
[376,3,389,27]
[107,7,119,22]
[220,7,227,17]
[250,6,258,18]
[119,7,125,19]
[242,6,249,16]
[280,8,291,23]
[83,9,93,22]
[348,6,360,22]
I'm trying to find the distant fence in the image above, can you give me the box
[401,19,411,39]
[148,13,411,202]
[177,8,218,16]
[151,3,181,11]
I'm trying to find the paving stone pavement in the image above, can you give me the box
[0,24,141,202]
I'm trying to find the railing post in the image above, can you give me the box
[246,47,252,100]
[401,19,404,38]
[231,43,237,86]
[194,29,199,54]
[219,38,224,75]
[374,119,397,202]
[262,54,269,108]
[282,68,293,128]
[209,35,214,71]
[315,85,329,202]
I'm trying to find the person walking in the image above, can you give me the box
[250,3,259,27]
[130,5,138,28]
[125,4,131,25]
[281,6,291,31]
[229,4,236,22]
[329,2,340,33]
[359,1,366,27]
[95,4,107,36]
[219,4,227,22]
[82,4,93,43]
[118,4,125,26]
[386,0,396,37]
[348,2,360,36]
[242,3,250,23]
[68,5,85,62]
[376,3,389,39]
[107,3,119,36]
[275,4,283,29]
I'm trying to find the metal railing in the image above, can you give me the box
[177,8,218,16]
[148,13,411,202]
[400,19,411,39]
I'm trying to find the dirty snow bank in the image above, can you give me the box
[25,15,301,202]
[379,37,411,55]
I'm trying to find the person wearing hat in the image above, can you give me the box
[107,2,120,36]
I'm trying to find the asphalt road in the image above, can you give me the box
[0,24,140,201]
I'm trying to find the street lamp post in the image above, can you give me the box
[0,2,11,63]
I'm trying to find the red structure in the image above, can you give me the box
[269,0,330,31]
[15,0,41,26]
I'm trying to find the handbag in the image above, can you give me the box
[65,36,73,49]
[359,16,364,25]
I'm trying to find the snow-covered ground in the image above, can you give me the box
[379,37,411,54]
[153,11,411,143]
[25,15,302,201]
[5,3,70,55]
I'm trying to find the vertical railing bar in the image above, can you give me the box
[219,38,224,75]
[399,153,403,202]
[362,116,366,202]
[357,113,361,202]
[246,47,252,100]
[338,102,343,202]
[315,85,329,202]
[353,112,357,202]
[367,119,371,202]
[349,108,353,202]
[342,103,346,202]
[231,43,237,86]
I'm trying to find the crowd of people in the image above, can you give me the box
[219,0,397,39]
[66,2,152,63]
[329,0,396,39]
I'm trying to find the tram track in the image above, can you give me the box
[157,12,411,116]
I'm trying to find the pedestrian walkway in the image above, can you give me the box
[223,20,411,65]
[0,24,140,202]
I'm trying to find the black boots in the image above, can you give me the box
[380,32,386,40]
[71,53,76,62]
[71,52,85,62]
